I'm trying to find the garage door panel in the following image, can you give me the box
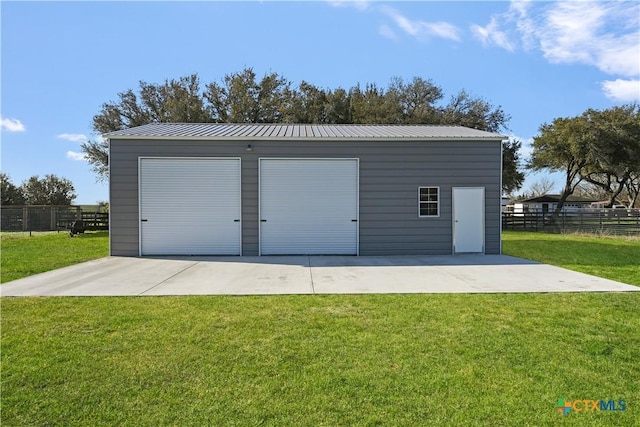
[260,159,358,255]
[140,158,241,256]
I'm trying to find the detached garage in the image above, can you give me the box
[107,123,505,257]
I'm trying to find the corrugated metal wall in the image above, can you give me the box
[109,139,502,256]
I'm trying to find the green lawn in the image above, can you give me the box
[502,231,640,286]
[2,294,638,426]
[2,231,639,425]
[0,231,109,283]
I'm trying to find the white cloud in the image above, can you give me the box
[594,33,640,77]
[471,17,515,52]
[1,117,26,132]
[425,22,461,42]
[389,9,420,36]
[509,1,536,50]
[381,6,460,42]
[602,79,640,102]
[329,2,460,43]
[535,2,640,76]
[470,1,532,52]
[327,0,369,12]
[57,133,88,143]
[473,1,640,100]
[378,24,398,41]
[66,151,86,161]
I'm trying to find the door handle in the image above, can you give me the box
[141,219,148,222]
[234,219,240,222]
[260,219,267,222]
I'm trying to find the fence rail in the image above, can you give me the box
[502,208,640,235]
[80,212,109,230]
[1,206,109,232]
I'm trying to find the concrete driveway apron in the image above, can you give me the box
[2,255,638,296]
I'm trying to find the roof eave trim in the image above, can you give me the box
[106,135,507,142]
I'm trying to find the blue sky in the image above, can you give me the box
[2,1,639,204]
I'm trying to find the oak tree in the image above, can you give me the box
[20,174,77,205]
[83,68,514,181]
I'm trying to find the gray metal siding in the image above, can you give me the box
[109,139,501,256]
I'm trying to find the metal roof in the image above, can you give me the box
[106,123,506,140]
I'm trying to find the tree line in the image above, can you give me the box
[10,69,636,212]
[0,173,76,205]
[529,104,640,213]
[82,67,524,193]
[6,70,636,211]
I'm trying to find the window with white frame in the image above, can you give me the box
[418,187,439,217]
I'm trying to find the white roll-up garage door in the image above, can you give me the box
[139,158,241,256]
[259,159,358,255]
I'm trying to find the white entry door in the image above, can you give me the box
[259,159,358,255]
[452,187,485,254]
[139,157,241,256]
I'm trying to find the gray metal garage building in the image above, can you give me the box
[106,123,505,257]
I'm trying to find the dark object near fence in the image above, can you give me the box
[62,213,108,236]
[68,220,86,237]
[502,208,640,235]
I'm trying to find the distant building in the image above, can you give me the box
[590,199,625,209]
[513,194,595,214]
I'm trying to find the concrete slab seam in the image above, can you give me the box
[308,255,316,294]
[137,261,199,296]
[432,265,474,284]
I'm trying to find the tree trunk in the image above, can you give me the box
[585,172,630,208]
[548,187,572,227]
[606,183,626,208]
[549,164,584,227]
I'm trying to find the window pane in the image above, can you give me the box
[419,187,438,216]
[419,187,438,201]
[420,202,438,216]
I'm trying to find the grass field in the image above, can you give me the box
[2,231,638,425]
[2,293,638,426]
[502,231,640,286]
[0,231,109,283]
